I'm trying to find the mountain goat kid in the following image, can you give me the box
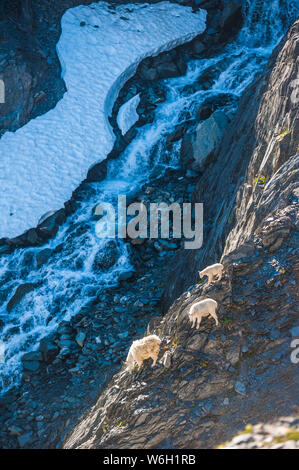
[199,263,224,284]
[189,298,219,329]
[126,335,161,371]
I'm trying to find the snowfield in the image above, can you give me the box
[117,93,141,136]
[0,1,206,239]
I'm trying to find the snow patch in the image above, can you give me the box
[117,94,141,136]
[0,1,206,238]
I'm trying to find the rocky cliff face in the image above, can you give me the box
[63,19,299,449]
[162,18,299,310]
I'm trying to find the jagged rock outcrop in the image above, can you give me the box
[63,224,298,448]
[63,19,299,450]
[181,109,232,171]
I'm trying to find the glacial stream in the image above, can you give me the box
[0,0,298,394]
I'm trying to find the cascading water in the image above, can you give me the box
[238,0,295,46]
[0,0,298,394]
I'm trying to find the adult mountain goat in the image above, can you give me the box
[199,263,224,284]
[126,335,161,371]
[189,298,219,329]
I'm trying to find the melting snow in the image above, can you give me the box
[117,93,141,136]
[0,1,206,238]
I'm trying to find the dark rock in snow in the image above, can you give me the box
[37,209,66,239]
[92,241,119,271]
[86,160,108,183]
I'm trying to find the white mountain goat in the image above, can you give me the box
[125,335,161,371]
[199,263,224,284]
[189,298,219,329]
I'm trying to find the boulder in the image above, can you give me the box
[7,282,40,313]
[8,425,23,437]
[39,338,59,363]
[181,110,230,171]
[92,241,119,271]
[118,270,135,282]
[36,248,52,267]
[22,361,40,372]
[10,228,40,247]
[156,59,186,79]
[75,332,86,348]
[0,240,11,255]
[138,52,186,81]
[17,432,34,449]
[234,381,247,396]
[21,351,42,362]
[191,39,205,54]
[139,65,157,81]
[221,242,257,265]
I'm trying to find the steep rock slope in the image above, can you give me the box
[63,19,299,449]
[163,18,299,310]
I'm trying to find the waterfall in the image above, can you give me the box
[239,0,285,46]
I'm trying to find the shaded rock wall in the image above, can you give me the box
[0,0,95,135]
